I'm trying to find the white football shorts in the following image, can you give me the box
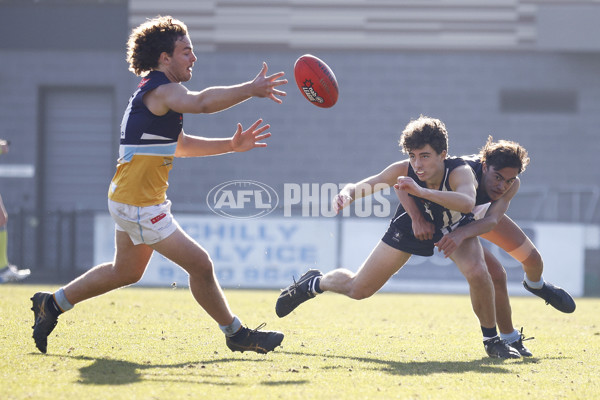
[108,199,179,245]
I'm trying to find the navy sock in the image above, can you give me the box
[481,326,498,341]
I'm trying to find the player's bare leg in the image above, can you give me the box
[63,231,153,304]
[276,241,410,318]
[481,215,575,313]
[32,226,282,354]
[320,241,410,299]
[484,247,532,356]
[32,230,153,353]
[151,226,234,326]
[481,215,542,282]
[449,237,496,329]
[449,236,519,358]
[483,248,512,334]
[153,226,283,353]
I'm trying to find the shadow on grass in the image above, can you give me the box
[38,353,273,386]
[31,350,547,387]
[280,350,542,376]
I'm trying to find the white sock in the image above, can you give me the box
[54,288,74,312]
[500,329,520,344]
[219,316,242,337]
[524,274,544,289]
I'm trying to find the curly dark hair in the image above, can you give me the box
[126,16,188,77]
[399,115,448,155]
[479,135,530,173]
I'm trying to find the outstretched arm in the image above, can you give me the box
[149,62,287,115]
[174,119,271,158]
[333,160,409,213]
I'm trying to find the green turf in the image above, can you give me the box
[1,285,598,399]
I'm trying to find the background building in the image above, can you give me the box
[1,0,599,294]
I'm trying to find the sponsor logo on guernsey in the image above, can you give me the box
[138,78,150,88]
[151,213,167,224]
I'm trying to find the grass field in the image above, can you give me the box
[1,285,599,399]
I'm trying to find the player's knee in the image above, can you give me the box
[348,290,373,300]
[186,255,215,280]
[463,262,491,284]
[348,284,375,300]
[119,267,145,285]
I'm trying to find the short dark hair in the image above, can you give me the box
[399,115,448,155]
[479,135,530,173]
[126,16,188,76]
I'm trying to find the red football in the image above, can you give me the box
[294,54,339,108]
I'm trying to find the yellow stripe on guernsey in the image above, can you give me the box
[108,139,178,207]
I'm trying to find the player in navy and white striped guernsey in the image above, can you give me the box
[382,155,475,256]
[276,116,520,359]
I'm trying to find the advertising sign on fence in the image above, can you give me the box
[94,215,337,289]
[95,214,597,296]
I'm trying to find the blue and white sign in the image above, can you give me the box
[94,214,596,296]
[94,214,337,289]
[340,219,595,297]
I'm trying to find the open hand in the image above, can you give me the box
[231,119,272,152]
[251,62,287,103]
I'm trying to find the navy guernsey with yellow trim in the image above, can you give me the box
[108,71,183,206]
